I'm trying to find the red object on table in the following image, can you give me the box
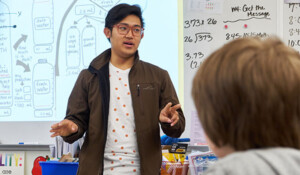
[32,156,47,175]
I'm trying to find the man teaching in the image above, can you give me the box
[50,3,185,175]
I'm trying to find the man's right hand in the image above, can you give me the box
[50,119,78,137]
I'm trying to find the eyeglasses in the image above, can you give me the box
[113,23,144,37]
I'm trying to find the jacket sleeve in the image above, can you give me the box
[159,70,185,138]
[62,70,90,143]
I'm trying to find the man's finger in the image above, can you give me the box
[170,119,178,126]
[71,125,78,132]
[58,119,70,127]
[170,104,181,113]
[170,114,179,126]
[49,128,57,133]
[51,132,59,138]
[160,116,172,123]
[51,122,60,129]
[163,102,172,112]
[170,111,179,121]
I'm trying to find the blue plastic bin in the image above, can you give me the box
[39,161,79,175]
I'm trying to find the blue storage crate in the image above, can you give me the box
[39,161,79,175]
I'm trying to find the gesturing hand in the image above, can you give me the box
[50,119,78,137]
[159,102,181,127]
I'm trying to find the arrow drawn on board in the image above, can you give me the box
[13,34,28,50]
[55,0,78,76]
[16,60,30,72]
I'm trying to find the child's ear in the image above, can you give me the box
[104,27,111,39]
[141,32,144,39]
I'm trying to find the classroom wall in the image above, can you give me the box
[183,0,300,145]
[1,0,300,144]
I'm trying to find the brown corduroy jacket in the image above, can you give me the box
[62,49,185,175]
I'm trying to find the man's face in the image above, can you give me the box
[104,15,144,59]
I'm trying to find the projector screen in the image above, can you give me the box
[0,0,179,122]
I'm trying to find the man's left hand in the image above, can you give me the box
[159,102,181,127]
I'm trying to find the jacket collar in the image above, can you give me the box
[90,48,140,70]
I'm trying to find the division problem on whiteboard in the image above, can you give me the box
[184,0,278,145]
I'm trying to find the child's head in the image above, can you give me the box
[192,37,300,157]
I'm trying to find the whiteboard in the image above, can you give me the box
[183,0,279,145]
[283,3,300,52]
[0,0,179,122]
[0,0,179,144]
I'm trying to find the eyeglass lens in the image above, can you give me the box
[117,24,143,36]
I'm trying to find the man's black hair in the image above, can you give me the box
[105,3,145,31]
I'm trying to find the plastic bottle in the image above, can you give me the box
[32,59,54,113]
[32,0,54,53]
[66,26,80,68]
[82,25,96,67]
